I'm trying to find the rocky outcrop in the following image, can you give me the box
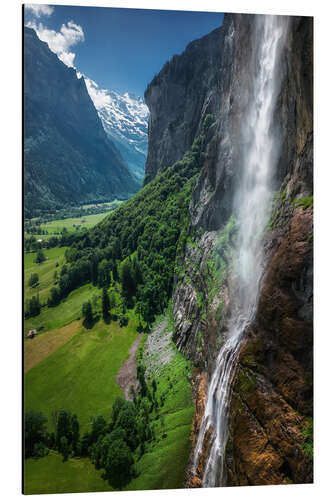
[24,27,139,217]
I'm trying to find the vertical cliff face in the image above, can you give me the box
[224,16,313,486]
[145,13,312,487]
[144,24,226,184]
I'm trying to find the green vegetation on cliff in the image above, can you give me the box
[128,311,194,490]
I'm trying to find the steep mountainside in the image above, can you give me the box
[161,14,313,486]
[24,27,139,217]
[144,26,223,184]
[97,91,149,182]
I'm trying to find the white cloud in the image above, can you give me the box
[25,4,54,18]
[81,75,111,110]
[26,20,84,68]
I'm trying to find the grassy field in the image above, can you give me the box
[24,451,113,494]
[24,320,82,373]
[24,237,193,493]
[24,283,100,335]
[39,212,112,235]
[25,311,139,432]
[24,247,67,304]
[24,314,194,493]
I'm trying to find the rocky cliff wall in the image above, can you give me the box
[144,22,227,184]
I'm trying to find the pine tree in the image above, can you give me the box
[60,436,69,462]
[82,301,93,323]
[71,414,80,456]
[102,288,110,319]
[35,248,46,264]
[56,410,72,450]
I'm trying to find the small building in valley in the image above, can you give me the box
[27,329,37,339]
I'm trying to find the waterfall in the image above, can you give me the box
[192,15,289,487]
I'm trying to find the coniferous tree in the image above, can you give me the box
[90,256,98,286]
[56,410,72,450]
[28,273,39,288]
[82,301,93,323]
[60,436,69,462]
[26,294,41,317]
[71,414,80,456]
[102,287,110,319]
[97,259,111,288]
[112,261,119,282]
[35,248,46,264]
[104,439,134,489]
[24,411,48,458]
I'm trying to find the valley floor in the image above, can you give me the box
[24,247,193,493]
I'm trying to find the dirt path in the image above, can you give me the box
[116,334,143,400]
[24,320,81,373]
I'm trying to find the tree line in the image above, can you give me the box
[25,367,163,489]
[25,116,216,327]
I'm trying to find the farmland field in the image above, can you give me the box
[24,282,100,334]
[24,451,113,494]
[40,212,112,234]
[24,320,82,373]
[25,311,140,432]
[24,312,193,493]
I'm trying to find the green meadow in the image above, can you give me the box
[25,310,139,432]
[40,212,112,235]
[24,247,67,304]
[128,339,194,490]
[24,283,99,335]
[24,451,113,494]
[24,310,194,493]
[24,218,194,492]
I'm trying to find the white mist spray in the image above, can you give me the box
[192,15,289,487]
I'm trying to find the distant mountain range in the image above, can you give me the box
[24,27,140,218]
[96,90,149,182]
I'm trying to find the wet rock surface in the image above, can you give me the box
[226,206,313,485]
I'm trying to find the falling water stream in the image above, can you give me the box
[192,15,289,487]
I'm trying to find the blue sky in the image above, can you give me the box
[24,4,223,97]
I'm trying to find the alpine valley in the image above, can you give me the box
[24,12,313,494]
[24,26,141,218]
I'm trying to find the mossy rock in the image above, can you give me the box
[236,368,257,398]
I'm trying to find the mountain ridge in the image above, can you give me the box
[24,26,139,217]
[95,88,149,182]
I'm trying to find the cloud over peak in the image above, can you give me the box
[77,74,112,110]
[26,20,85,68]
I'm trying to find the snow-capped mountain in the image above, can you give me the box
[98,91,149,182]
[83,76,149,183]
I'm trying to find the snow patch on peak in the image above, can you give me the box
[81,74,149,182]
